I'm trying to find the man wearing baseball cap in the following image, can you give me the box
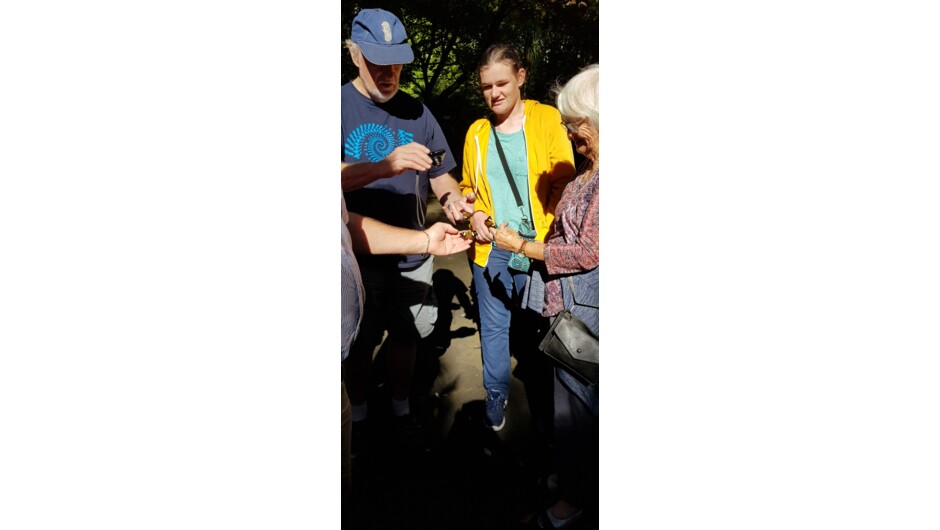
[340,8,473,463]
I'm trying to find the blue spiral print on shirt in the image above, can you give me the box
[344,124,414,162]
[397,129,414,146]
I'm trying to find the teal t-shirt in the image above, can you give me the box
[487,128,533,235]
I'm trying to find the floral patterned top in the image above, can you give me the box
[543,169,600,316]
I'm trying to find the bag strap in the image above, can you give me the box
[565,276,577,311]
[490,122,526,210]
[564,273,597,311]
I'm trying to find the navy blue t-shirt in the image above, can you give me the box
[341,82,456,270]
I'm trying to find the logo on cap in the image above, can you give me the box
[382,21,392,43]
[349,8,414,65]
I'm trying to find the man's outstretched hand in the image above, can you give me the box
[426,222,472,256]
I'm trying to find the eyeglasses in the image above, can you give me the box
[561,120,580,134]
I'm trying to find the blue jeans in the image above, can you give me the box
[471,247,529,397]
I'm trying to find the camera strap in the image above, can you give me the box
[490,123,532,231]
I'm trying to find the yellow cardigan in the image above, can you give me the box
[459,100,576,268]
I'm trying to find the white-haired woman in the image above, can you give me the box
[494,63,599,529]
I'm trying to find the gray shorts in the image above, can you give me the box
[355,258,437,346]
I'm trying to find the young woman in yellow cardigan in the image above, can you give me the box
[457,43,575,431]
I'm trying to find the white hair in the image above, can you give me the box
[345,39,361,58]
[555,64,599,131]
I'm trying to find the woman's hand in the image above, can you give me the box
[494,222,523,252]
[470,210,495,244]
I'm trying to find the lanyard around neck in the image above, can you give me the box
[490,121,525,211]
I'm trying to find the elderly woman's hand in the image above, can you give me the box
[494,222,523,253]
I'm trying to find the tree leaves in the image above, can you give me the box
[341,0,599,178]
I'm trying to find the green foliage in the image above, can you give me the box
[341,0,599,178]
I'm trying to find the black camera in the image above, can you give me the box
[429,149,446,169]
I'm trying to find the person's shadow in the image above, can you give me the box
[411,268,477,419]
[425,268,476,353]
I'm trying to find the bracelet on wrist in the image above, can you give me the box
[422,230,430,255]
[518,240,528,255]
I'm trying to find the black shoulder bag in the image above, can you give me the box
[538,276,599,386]
[491,126,536,273]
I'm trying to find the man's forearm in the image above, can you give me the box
[341,161,392,192]
[430,174,462,205]
[346,213,427,255]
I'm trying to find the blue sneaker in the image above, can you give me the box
[484,390,508,431]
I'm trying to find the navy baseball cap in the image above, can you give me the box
[350,9,414,65]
